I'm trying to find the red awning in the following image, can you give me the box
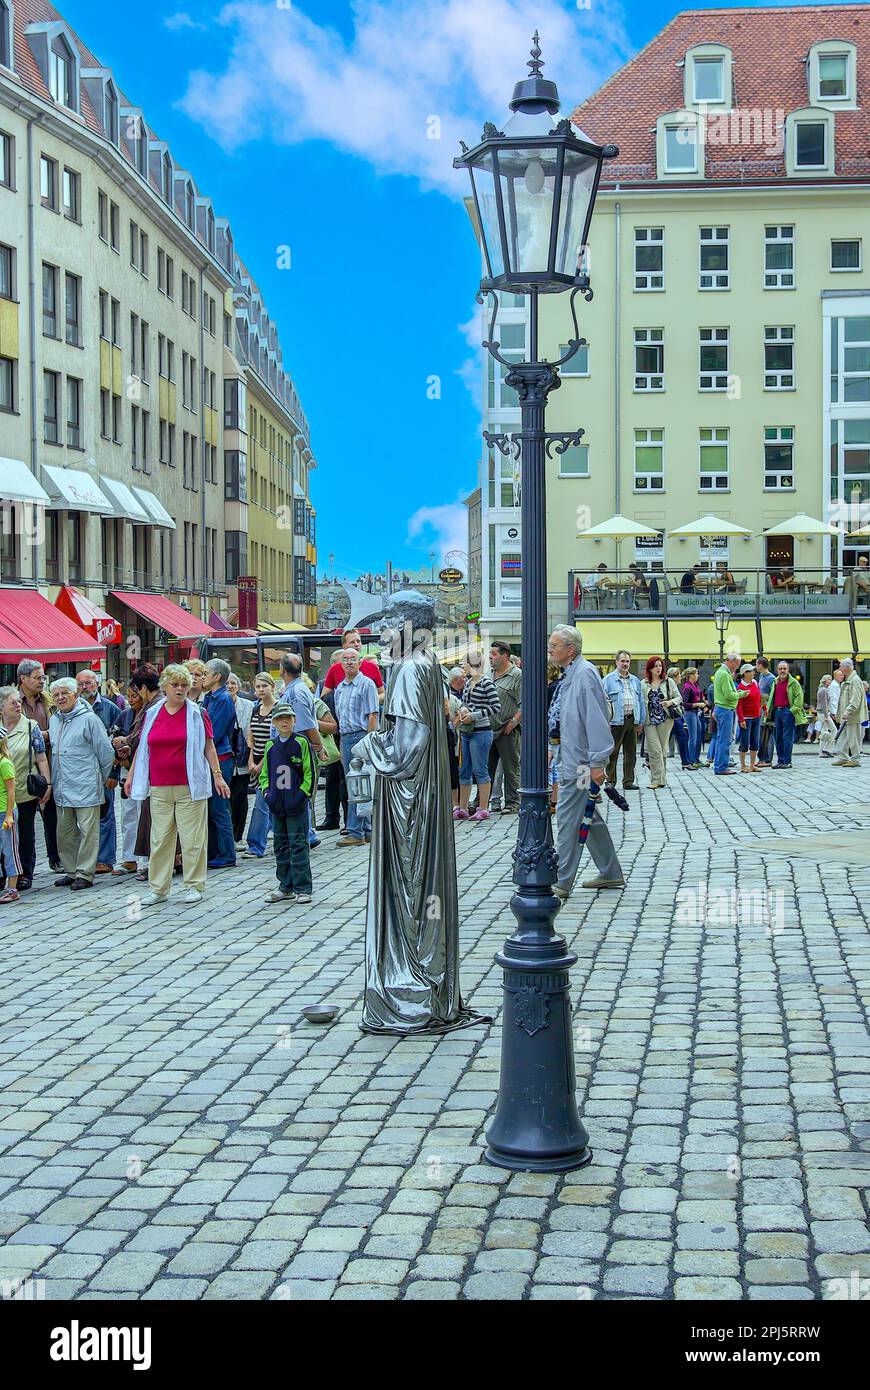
[0,589,105,664]
[109,591,214,640]
[55,585,122,646]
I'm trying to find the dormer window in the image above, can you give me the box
[105,83,118,144]
[684,45,732,110]
[48,35,73,108]
[0,1,12,70]
[185,180,194,228]
[807,40,857,108]
[162,151,172,203]
[693,56,723,103]
[786,108,834,176]
[657,111,703,179]
[207,208,215,254]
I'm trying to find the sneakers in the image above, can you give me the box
[295,893,313,904]
[181,888,203,905]
[832,757,860,767]
[471,808,491,820]
[336,836,366,847]
[141,890,167,906]
[242,849,265,858]
[453,807,469,820]
[264,889,296,903]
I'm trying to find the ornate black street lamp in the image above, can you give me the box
[455,36,616,1171]
[715,605,731,664]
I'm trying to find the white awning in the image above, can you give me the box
[99,476,150,523]
[42,464,114,514]
[0,458,51,505]
[131,486,176,530]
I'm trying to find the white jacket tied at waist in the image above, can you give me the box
[130,697,212,802]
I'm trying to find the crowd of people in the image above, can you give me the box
[0,633,867,907]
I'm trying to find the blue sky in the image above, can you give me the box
[60,0,819,581]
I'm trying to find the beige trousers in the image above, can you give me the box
[149,785,208,898]
[646,719,673,785]
[835,720,862,762]
[57,804,102,883]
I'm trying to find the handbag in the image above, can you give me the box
[665,678,684,718]
[25,721,48,799]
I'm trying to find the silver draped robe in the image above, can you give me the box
[354,649,478,1035]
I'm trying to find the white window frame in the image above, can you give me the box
[699,328,729,391]
[634,328,664,392]
[840,315,870,404]
[808,41,857,109]
[634,227,664,291]
[633,428,664,492]
[684,44,733,110]
[764,225,795,290]
[763,426,795,491]
[699,226,729,290]
[786,109,834,177]
[664,122,697,173]
[699,427,729,491]
[692,55,724,104]
[656,110,704,180]
[558,341,589,377]
[558,442,589,478]
[794,119,828,169]
[764,325,795,391]
[831,239,861,273]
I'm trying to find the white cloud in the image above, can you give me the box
[178,0,632,194]
[407,498,472,565]
[164,11,204,31]
[456,302,484,408]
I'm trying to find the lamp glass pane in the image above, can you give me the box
[555,147,599,278]
[496,145,559,277]
[469,153,505,278]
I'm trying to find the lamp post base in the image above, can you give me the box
[483,909,592,1174]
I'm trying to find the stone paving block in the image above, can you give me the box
[404,1280,461,1299]
[463,1272,530,1300]
[88,1252,167,1292]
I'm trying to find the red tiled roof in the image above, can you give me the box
[571,4,870,185]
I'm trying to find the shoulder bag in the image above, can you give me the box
[25,720,49,799]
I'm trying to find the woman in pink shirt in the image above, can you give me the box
[736,663,763,772]
[127,665,228,907]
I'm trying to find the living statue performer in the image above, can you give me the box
[350,591,487,1036]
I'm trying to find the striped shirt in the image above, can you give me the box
[249,705,273,763]
[461,675,502,730]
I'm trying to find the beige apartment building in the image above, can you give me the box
[0,0,316,674]
[475,5,870,674]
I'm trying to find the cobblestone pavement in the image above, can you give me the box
[1,746,869,1302]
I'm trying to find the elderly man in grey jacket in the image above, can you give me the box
[48,678,115,890]
[548,625,625,894]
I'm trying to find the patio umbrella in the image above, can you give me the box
[762,514,838,537]
[576,514,663,577]
[668,514,751,537]
[847,524,870,537]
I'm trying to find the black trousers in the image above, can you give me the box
[16,799,40,880]
[230,771,250,841]
[274,810,312,895]
[321,758,347,829]
[759,721,773,763]
[39,792,59,864]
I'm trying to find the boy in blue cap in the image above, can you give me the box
[260,703,314,904]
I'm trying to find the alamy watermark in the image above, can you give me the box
[675,884,786,936]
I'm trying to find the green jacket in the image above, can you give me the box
[763,675,807,725]
[712,665,739,710]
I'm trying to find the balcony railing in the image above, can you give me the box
[569,567,870,620]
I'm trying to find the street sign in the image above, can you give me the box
[465,611,481,623]
[439,566,464,585]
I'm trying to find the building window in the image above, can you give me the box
[664,122,697,173]
[699,328,729,390]
[764,226,794,289]
[42,262,58,337]
[111,297,120,347]
[634,227,663,290]
[64,272,81,346]
[0,130,12,188]
[224,377,247,429]
[699,226,729,289]
[110,201,120,252]
[558,442,589,478]
[0,355,14,412]
[131,404,140,469]
[225,449,248,502]
[832,239,861,272]
[105,83,119,144]
[558,342,589,376]
[764,325,794,390]
[162,151,172,204]
[185,181,195,228]
[100,388,110,439]
[62,167,79,221]
[112,392,121,444]
[795,120,827,168]
[48,39,73,109]
[130,220,139,269]
[839,316,870,403]
[43,369,59,443]
[0,242,12,299]
[634,428,664,491]
[830,417,870,510]
[66,376,82,448]
[98,190,108,242]
[692,55,724,103]
[0,2,10,69]
[819,53,848,98]
[763,426,794,490]
[140,319,149,382]
[634,328,664,391]
[225,531,247,584]
[699,426,729,490]
[140,230,148,279]
[40,154,58,210]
